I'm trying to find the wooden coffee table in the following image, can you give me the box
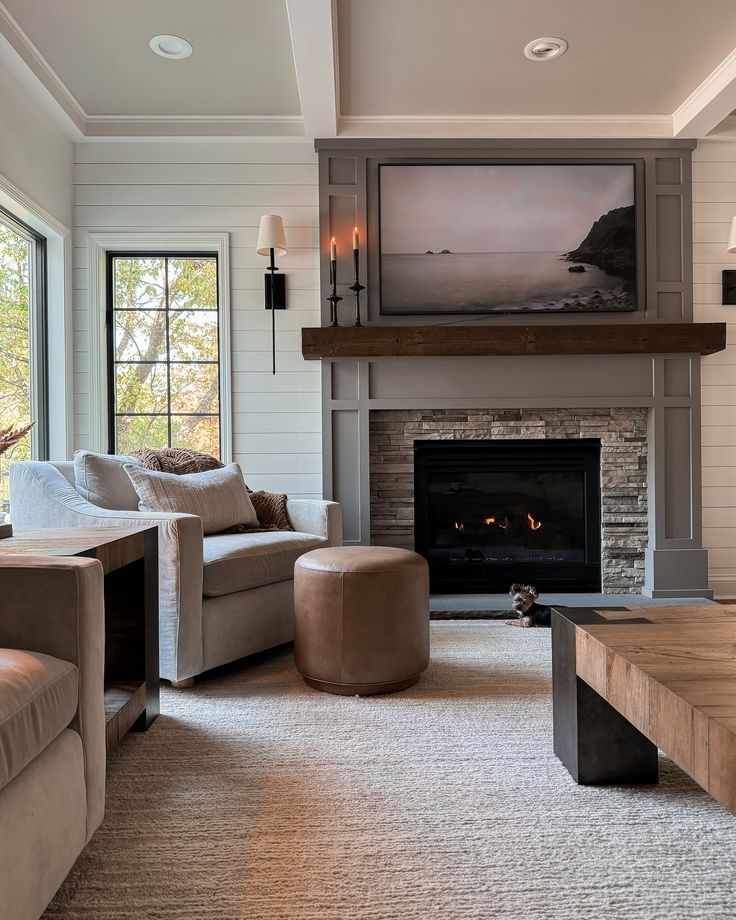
[0,526,159,752]
[552,605,736,815]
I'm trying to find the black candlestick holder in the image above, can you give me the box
[327,258,342,326]
[349,248,364,326]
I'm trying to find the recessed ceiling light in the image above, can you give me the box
[149,34,193,60]
[524,37,568,61]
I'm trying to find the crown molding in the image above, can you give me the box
[83,114,305,138]
[338,114,674,139]
[673,47,736,138]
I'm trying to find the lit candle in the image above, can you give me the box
[330,236,336,261]
[353,226,359,250]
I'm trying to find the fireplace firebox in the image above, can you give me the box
[414,439,601,593]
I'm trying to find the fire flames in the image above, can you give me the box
[454,513,540,533]
[527,512,542,531]
[484,515,510,529]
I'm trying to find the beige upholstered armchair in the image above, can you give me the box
[10,459,343,685]
[0,555,106,920]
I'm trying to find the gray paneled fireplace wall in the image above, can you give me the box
[315,138,710,598]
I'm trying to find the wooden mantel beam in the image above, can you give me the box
[301,323,727,360]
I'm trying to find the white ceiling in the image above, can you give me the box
[337,0,736,117]
[1,0,300,117]
[1,0,736,139]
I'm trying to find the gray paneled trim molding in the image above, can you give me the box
[316,138,707,597]
[322,353,712,599]
[316,138,696,328]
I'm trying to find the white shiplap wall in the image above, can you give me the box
[72,141,322,497]
[0,58,73,228]
[693,139,736,597]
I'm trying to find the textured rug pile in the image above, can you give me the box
[45,623,736,919]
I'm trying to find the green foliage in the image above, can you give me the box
[0,224,32,511]
[112,257,220,457]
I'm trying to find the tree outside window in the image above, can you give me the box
[0,217,40,516]
[109,255,221,457]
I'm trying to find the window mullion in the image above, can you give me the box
[164,257,172,448]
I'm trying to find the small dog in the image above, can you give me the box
[507,583,552,627]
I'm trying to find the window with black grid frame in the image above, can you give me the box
[107,254,221,458]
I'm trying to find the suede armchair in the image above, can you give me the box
[0,555,106,920]
[10,460,343,685]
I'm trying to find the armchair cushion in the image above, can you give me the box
[74,450,143,510]
[125,462,259,535]
[203,531,327,597]
[0,650,78,793]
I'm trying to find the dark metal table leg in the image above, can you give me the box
[552,609,658,785]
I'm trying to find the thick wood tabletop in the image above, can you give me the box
[569,605,736,814]
[0,526,152,574]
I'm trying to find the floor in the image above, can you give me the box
[44,617,735,920]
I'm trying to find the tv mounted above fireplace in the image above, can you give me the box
[378,163,637,316]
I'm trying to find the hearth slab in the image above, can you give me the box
[430,593,717,613]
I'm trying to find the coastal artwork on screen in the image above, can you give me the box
[378,164,637,315]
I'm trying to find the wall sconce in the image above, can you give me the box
[723,217,736,304]
[256,214,287,374]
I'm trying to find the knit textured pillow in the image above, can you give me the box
[130,447,224,475]
[124,462,258,535]
[249,490,294,531]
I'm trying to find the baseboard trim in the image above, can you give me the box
[707,575,736,600]
[641,588,715,599]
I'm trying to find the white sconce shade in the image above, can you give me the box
[728,216,736,253]
[256,214,288,256]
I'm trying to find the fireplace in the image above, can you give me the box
[414,439,602,593]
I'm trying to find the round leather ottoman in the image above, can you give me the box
[294,546,430,696]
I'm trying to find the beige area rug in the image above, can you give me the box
[45,623,736,920]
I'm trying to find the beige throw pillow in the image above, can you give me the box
[124,463,258,535]
[74,450,144,510]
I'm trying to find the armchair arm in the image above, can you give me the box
[0,555,105,838]
[9,461,205,681]
[286,499,342,546]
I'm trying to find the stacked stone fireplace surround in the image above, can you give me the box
[369,408,648,593]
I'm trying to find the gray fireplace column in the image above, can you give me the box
[644,356,712,598]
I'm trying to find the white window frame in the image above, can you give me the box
[87,232,232,463]
[0,172,72,458]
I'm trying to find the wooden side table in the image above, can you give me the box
[0,526,159,751]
